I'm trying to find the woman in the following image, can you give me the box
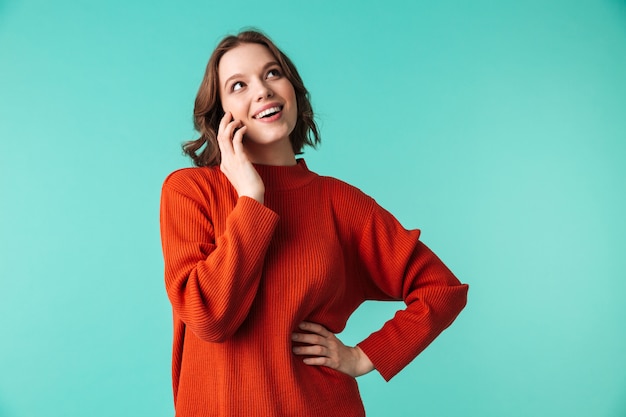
[160,30,468,416]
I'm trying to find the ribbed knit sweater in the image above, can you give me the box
[160,159,468,416]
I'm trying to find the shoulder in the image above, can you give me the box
[163,165,219,186]
[162,166,231,199]
[314,174,376,214]
[163,166,223,189]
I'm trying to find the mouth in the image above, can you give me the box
[253,105,283,119]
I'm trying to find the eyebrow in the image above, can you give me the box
[223,61,281,88]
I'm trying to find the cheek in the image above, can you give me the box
[221,97,245,118]
[285,87,297,116]
[289,94,299,124]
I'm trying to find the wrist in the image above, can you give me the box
[239,189,265,204]
[354,346,375,377]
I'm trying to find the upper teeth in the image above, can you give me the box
[255,106,281,119]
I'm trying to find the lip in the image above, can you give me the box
[252,102,284,119]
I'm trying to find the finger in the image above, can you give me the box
[217,112,233,140]
[299,321,332,337]
[292,332,327,346]
[217,111,233,136]
[218,118,243,158]
[302,356,338,368]
[292,344,329,357]
[217,117,235,157]
[232,125,247,155]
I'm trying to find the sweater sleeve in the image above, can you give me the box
[355,200,468,381]
[160,173,280,342]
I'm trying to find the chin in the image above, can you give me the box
[245,131,291,146]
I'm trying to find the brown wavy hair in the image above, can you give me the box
[183,30,320,167]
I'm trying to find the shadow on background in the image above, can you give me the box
[0,0,10,30]
[612,0,626,18]
[616,387,626,417]
[0,395,11,417]
[606,7,625,417]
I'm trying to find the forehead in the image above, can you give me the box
[218,43,277,81]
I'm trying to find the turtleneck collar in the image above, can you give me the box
[252,158,316,191]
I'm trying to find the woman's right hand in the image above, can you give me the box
[216,111,265,204]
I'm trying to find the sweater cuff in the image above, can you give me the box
[236,196,280,225]
[357,337,400,382]
[228,196,280,250]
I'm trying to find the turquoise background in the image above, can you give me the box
[1,0,625,415]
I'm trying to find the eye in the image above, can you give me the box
[231,81,244,92]
[267,68,282,79]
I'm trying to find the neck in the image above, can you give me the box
[244,139,297,166]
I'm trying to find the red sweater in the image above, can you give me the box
[160,159,468,416]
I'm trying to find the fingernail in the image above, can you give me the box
[291,333,298,340]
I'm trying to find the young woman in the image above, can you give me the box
[160,30,468,416]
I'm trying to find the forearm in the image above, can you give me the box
[357,202,469,380]
[359,245,469,381]
[162,193,279,342]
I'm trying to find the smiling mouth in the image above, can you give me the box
[254,106,283,119]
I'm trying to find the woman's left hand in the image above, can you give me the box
[292,321,375,378]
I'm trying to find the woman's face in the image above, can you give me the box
[218,43,297,149]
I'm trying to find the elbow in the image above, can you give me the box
[411,282,468,330]
[174,301,247,343]
[194,327,237,343]
[185,314,242,343]
[436,283,469,327]
[167,277,251,343]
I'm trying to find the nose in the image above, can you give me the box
[255,81,273,101]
